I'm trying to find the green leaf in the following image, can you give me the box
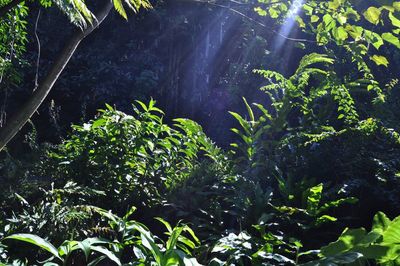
[345,25,362,40]
[123,206,137,220]
[139,230,163,264]
[296,16,306,28]
[182,226,200,245]
[71,0,94,24]
[364,30,383,49]
[309,252,364,265]
[371,55,389,67]
[379,244,400,263]
[229,111,251,135]
[77,241,91,260]
[4,234,61,260]
[316,215,337,225]
[328,0,341,10]
[242,97,254,122]
[156,217,173,233]
[166,226,184,251]
[311,15,319,23]
[319,197,358,213]
[382,216,400,244]
[321,228,367,257]
[161,251,181,266]
[394,2,400,11]
[268,7,279,18]
[389,12,400,28]
[254,7,267,16]
[382,32,400,48]
[91,246,121,266]
[303,4,313,15]
[306,184,323,215]
[363,7,381,25]
[333,26,348,41]
[372,212,391,234]
[113,0,127,19]
[322,14,336,30]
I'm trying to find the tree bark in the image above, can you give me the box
[0,0,113,151]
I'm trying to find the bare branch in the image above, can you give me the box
[34,9,41,91]
[191,0,316,43]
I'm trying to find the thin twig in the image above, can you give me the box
[189,0,317,43]
[34,9,41,91]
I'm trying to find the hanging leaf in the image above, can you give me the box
[311,15,319,23]
[363,7,381,25]
[364,30,384,49]
[382,32,400,48]
[333,26,348,41]
[394,2,400,11]
[371,55,389,67]
[389,12,400,28]
[113,0,128,19]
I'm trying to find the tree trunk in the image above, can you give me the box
[0,0,113,151]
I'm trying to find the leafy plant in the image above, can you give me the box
[5,181,104,242]
[3,234,120,265]
[304,211,400,265]
[92,206,202,265]
[274,182,358,228]
[43,100,219,213]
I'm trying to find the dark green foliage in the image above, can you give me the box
[5,181,104,242]
[2,0,400,265]
[1,207,201,265]
[42,100,220,213]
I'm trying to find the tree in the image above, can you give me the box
[0,0,151,151]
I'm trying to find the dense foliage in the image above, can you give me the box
[1,0,400,265]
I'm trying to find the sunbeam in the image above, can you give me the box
[273,0,305,51]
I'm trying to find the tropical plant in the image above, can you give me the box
[0,0,152,151]
[4,181,104,242]
[304,211,400,265]
[1,204,201,265]
[2,234,120,265]
[254,0,400,69]
[41,100,219,213]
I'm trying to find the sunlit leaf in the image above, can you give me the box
[371,55,389,67]
[363,7,381,25]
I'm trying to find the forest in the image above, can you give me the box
[1,0,400,265]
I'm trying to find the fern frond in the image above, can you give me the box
[113,0,151,19]
[113,0,127,19]
[51,0,94,29]
[331,84,359,124]
[295,53,334,75]
[71,0,94,24]
[254,69,288,84]
[130,0,151,11]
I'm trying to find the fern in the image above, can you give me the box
[113,0,127,19]
[331,84,359,124]
[51,0,93,29]
[294,53,334,76]
[70,0,93,24]
[51,0,151,28]
[113,0,151,20]
[344,43,385,103]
